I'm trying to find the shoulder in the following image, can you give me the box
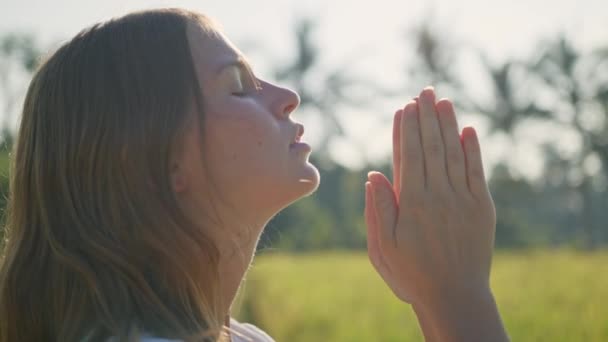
[229,317,275,342]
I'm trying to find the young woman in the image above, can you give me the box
[0,8,509,342]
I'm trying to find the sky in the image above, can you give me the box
[1,0,607,177]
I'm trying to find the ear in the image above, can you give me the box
[170,160,187,193]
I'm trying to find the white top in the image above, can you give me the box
[138,318,275,342]
[227,318,275,342]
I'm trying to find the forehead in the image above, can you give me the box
[186,20,242,84]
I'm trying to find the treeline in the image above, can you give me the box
[260,20,608,251]
[0,18,607,251]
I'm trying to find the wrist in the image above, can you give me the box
[419,280,493,310]
[425,284,494,317]
[416,286,508,342]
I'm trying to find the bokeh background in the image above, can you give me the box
[1,0,607,340]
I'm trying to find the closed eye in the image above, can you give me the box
[217,56,262,96]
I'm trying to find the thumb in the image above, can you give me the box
[368,171,398,242]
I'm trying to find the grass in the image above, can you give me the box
[0,151,8,178]
[233,250,608,341]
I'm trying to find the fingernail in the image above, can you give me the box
[420,87,436,103]
[404,100,417,112]
[462,126,476,136]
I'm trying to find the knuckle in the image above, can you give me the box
[447,151,463,165]
[428,192,450,208]
[426,141,443,156]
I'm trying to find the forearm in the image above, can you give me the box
[421,288,509,342]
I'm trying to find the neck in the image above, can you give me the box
[179,192,275,322]
[219,244,255,315]
[216,218,268,318]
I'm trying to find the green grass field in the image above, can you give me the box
[233,250,608,341]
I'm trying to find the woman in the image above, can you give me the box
[0,7,508,342]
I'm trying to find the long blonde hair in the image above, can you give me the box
[0,8,227,341]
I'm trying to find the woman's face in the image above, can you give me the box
[175,22,320,230]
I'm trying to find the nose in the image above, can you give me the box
[270,83,300,119]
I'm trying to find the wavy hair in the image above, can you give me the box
[0,8,228,341]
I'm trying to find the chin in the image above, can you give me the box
[275,166,320,209]
[296,161,321,195]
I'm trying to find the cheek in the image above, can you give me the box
[206,100,276,150]
[208,117,277,160]
[204,114,285,192]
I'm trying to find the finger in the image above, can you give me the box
[368,171,399,245]
[365,182,393,278]
[436,99,467,192]
[462,127,488,197]
[392,109,404,198]
[400,101,425,196]
[418,87,448,188]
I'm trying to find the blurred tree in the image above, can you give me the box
[469,57,552,132]
[0,32,42,148]
[489,163,555,248]
[526,36,608,248]
[467,36,608,248]
[399,18,477,111]
[0,33,43,241]
[404,20,460,91]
